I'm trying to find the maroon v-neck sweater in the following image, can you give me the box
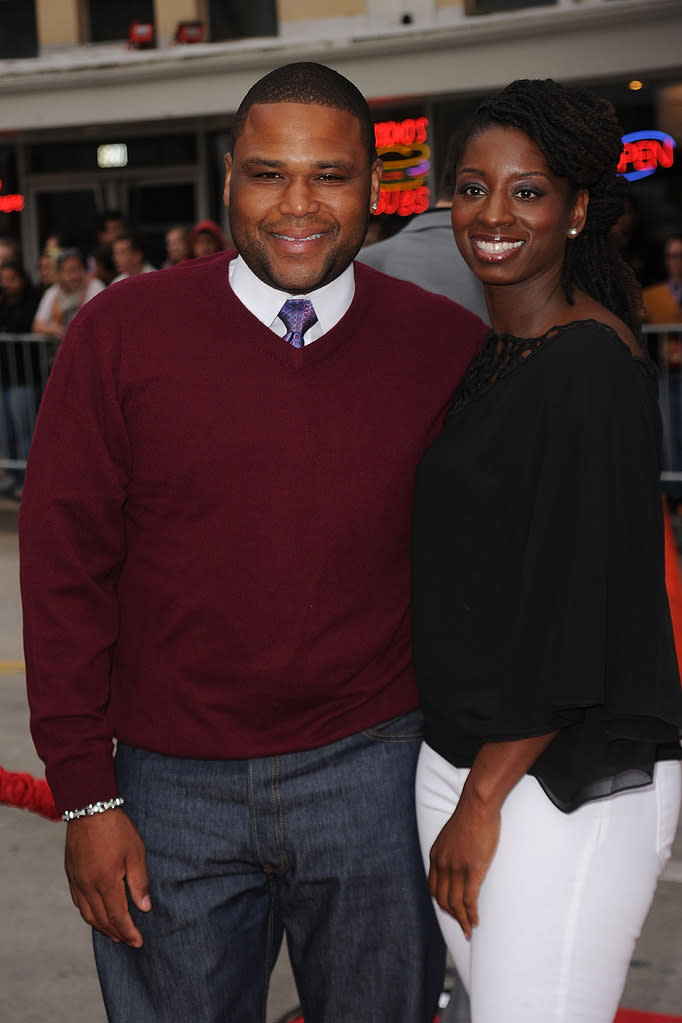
[20,252,485,811]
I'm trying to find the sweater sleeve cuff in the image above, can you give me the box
[46,750,119,816]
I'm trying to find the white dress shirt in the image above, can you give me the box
[228,254,355,345]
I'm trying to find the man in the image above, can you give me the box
[164,224,191,266]
[111,230,156,281]
[32,247,105,340]
[357,137,488,322]
[94,209,127,247]
[20,63,486,1023]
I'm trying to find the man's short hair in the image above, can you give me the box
[113,231,145,255]
[232,62,377,164]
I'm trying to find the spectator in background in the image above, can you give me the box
[642,234,682,512]
[112,232,157,282]
[91,245,117,288]
[165,225,191,266]
[643,234,682,325]
[0,261,42,500]
[357,138,488,322]
[0,235,22,266]
[32,248,105,342]
[189,218,227,258]
[95,210,127,248]
[38,251,58,294]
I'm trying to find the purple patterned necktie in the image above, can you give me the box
[278,298,318,349]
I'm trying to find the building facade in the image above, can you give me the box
[0,0,679,277]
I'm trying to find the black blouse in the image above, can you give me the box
[412,320,682,812]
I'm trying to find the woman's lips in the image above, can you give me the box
[471,237,524,262]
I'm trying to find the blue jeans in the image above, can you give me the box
[0,385,39,491]
[94,711,444,1022]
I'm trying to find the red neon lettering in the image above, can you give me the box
[654,140,674,169]
[617,144,633,174]
[618,139,675,173]
[0,194,24,213]
[375,185,431,217]
[374,117,430,151]
[413,185,430,214]
[415,117,428,145]
[634,142,657,172]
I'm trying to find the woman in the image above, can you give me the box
[413,79,682,1022]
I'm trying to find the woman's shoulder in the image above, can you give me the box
[539,316,645,373]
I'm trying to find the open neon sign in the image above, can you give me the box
[0,178,24,213]
[618,131,675,182]
[373,117,431,217]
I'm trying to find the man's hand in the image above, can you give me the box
[65,809,151,947]
[428,789,500,939]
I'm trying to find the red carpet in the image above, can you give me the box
[616,1012,682,1023]
[277,1011,682,1022]
[664,501,682,673]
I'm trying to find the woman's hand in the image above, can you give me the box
[428,788,501,938]
[429,731,558,937]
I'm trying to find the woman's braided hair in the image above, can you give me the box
[453,79,641,335]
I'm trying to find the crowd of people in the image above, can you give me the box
[0,214,230,499]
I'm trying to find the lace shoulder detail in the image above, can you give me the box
[449,329,545,416]
[449,318,652,418]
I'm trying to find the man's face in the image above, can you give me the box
[166,229,189,265]
[59,256,85,293]
[100,218,125,245]
[113,239,141,276]
[224,102,382,294]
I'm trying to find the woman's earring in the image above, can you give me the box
[371,202,378,212]
[568,228,579,237]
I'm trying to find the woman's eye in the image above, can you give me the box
[459,183,484,197]
[515,187,542,199]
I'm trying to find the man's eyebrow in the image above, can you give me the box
[241,158,285,169]
[240,158,355,170]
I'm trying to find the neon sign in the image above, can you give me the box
[0,179,24,213]
[618,131,675,182]
[373,117,431,217]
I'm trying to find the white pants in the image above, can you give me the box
[416,742,681,1023]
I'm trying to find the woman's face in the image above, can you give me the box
[451,125,587,290]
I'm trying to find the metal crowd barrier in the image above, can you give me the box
[644,323,682,488]
[0,332,56,484]
[2,326,682,484]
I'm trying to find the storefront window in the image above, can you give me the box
[208,0,277,41]
[0,0,38,59]
[86,0,154,43]
[29,134,197,175]
[0,146,22,240]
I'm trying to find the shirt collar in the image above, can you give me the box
[228,254,355,342]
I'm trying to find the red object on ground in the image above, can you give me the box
[663,500,682,677]
[0,764,60,820]
[615,1011,682,1023]
[277,1011,682,1023]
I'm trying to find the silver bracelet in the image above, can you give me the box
[61,797,125,822]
